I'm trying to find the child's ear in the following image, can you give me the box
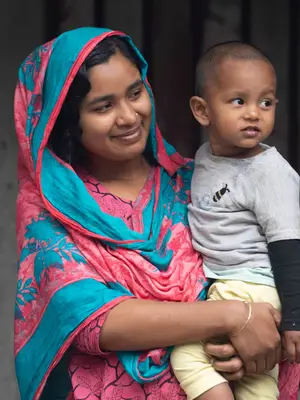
[190,96,210,126]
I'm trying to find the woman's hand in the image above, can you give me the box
[204,342,244,381]
[228,302,281,374]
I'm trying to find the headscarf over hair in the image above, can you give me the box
[14,27,208,399]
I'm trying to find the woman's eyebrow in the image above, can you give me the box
[126,79,143,92]
[87,94,114,107]
[87,79,143,107]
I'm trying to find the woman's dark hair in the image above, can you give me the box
[48,36,142,164]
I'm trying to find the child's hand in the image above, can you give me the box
[282,331,300,363]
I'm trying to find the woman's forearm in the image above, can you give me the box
[99,298,244,351]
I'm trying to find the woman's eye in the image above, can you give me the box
[260,99,273,108]
[94,103,112,113]
[231,98,244,106]
[130,89,141,100]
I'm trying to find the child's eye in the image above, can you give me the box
[260,99,273,108]
[231,98,244,106]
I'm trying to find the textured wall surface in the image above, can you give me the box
[0,1,43,397]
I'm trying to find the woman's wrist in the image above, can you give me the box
[192,300,249,340]
[222,300,250,336]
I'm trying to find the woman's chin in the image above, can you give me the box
[114,138,149,162]
[104,143,148,163]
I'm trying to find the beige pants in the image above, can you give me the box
[171,280,281,400]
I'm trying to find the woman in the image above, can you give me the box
[14,27,299,399]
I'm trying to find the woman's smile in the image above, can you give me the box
[110,124,143,144]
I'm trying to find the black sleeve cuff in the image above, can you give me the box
[268,239,300,331]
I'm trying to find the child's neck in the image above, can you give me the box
[210,141,264,159]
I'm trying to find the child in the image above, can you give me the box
[171,42,300,400]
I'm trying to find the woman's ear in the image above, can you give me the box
[190,96,210,126]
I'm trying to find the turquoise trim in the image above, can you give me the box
[32,28,111,167]
[118,348,172,384]
[41,149,144,243]
[16,27,198,397]
[40,354,71,400]
[16,279,132,399]
[32,27,166,243]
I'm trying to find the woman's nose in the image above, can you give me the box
[116,102,137,126]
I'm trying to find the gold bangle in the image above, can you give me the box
[231,301,252,337]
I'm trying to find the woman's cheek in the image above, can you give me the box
[137,99,152,122]
[82,115,114,140]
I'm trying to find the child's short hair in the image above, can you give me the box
[196,41,274,97]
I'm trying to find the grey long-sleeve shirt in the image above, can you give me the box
[188,142,300,287]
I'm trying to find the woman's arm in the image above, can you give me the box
[100,298,281,373]
[100,299,238,351]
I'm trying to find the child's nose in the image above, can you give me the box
[244,106,260,120]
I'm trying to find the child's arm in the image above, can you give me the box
[248,158,300,363]
[268,240,300,363]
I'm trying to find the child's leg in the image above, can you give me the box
[171,281,243,399]
[195,383,234,400]
[171,281,280,400]
[171,342,233,400]
[214,281,280,400]
[234,365,279,400]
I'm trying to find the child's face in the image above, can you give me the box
[192,59,277,157]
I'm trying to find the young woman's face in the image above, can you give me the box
[79,52,152,163]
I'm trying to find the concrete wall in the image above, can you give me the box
[251,0,290,158]
[0,1,44,397]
